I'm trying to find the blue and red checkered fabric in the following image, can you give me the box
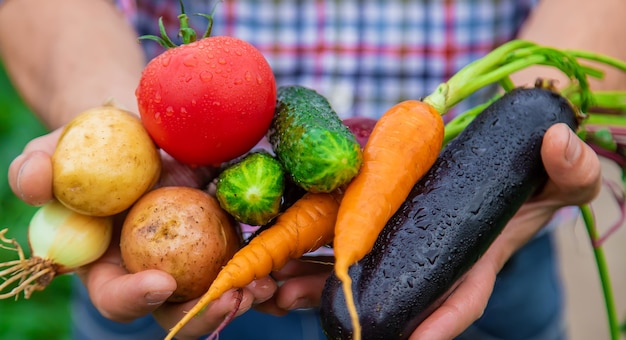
[117,0,537,120]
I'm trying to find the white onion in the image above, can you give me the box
[0,200,113,299]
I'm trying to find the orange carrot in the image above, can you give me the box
[333,100,445,339]
[164,190,342,340]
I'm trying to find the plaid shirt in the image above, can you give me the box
[118,0,537,120]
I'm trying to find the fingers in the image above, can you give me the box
[538,123,601,206]
[274,271,330,310]
[270,256,334,281]
[78,262,177,322]
[8,128,62,206]
[153,289,257,337]
[153,276,277,339]
[255,258,333,315]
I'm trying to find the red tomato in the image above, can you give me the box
[136,36,277,166]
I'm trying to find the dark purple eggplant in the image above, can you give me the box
[319,86,581,339]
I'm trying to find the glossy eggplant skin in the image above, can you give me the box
[320,87,579,340]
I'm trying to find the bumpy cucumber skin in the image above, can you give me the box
[269,85,363,193]
[320,87,579,339]
[215,151,285,226]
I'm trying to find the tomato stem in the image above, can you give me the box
[177,0,197,44]
[138,0,222,48]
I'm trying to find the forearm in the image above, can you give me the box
[0,0,146,129]
[513,0,626,90]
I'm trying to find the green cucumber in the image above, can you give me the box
[268,85,363,193]
[215,151,285,226]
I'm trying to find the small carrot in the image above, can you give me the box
[333,100,445,339]
[164,190,342,340]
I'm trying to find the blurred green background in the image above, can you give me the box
[0,61,73,339]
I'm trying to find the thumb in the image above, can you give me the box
[538,123,601,206]
[8,128,62,206]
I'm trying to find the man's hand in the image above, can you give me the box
[7,129,279,340]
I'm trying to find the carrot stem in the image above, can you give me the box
[567,50,626,73]
[442,99,494,145]
[579,204,620,340]
[422,40,624,115]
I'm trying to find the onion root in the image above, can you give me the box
[0,229,57,300]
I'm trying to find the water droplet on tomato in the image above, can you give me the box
[244,71,252,82]
[223,47,230,54]
[234,78,243,85]
[180,107,188,116]
[200,71,213,82]
[183,54,198,67]
[218,58,227,65]
[154,111,162,123]
[207,53,214,59]
[154,92,162,103]
[257,76,264,85]
[235,50,242,56]
[159,55,171,67]
[165,106,175,116]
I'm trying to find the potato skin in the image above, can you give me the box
[120,186,241,302]
[52,105,161,216]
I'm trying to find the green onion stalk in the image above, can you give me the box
[439,42,626,340]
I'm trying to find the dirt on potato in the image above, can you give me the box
[120,186,241,302]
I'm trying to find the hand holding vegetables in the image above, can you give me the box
[4,88,603,340]
[1,0,620,334]
[5,109,277,338]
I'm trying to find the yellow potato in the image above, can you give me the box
[52,105,161,216]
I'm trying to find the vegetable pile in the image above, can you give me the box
[1,3,626,340]
[323,84,581,339]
